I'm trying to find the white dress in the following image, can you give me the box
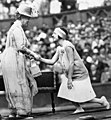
[57,40,96,103]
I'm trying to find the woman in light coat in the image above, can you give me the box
[34,27,110,113]
[1,3,39,117]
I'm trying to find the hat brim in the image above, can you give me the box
[17,8,32,18]
[18,11,32,17]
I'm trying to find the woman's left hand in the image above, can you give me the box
[67,79,73,89]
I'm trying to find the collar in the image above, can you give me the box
[14,20,22,27]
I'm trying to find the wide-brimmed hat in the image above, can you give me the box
[17,3,33,17]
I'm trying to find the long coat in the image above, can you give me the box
[1,20,38,114]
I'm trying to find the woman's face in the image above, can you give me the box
[52,32,58,41]
[21,15,30,28]
[52,31,63,46]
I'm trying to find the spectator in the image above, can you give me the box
[0,1,4,19]
[98,45,107,63]
[104,0,111,6]
[91,52,107,73]
[89,64,101,83]
[101,64,111,83]
[9,3,16,18]
[0,1,9,19]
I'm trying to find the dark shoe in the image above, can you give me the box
[9,108,17,118]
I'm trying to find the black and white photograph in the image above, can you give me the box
[0,0,111,120]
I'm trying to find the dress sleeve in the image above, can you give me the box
[56,46,60,54]
[13,27,25,50]
[13,27,36,58]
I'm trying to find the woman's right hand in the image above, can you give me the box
[33,53,41,61]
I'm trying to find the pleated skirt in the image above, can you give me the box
[57,74,96,103]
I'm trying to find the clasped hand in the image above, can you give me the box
[32,53,41,61]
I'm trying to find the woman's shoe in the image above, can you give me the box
[9,108,17,118]
[101,96,110,109]
[16,114,33,119]
[8,114,16,118]
[73,107,85,114]
[16,110,33,119]
[25,116,33,119]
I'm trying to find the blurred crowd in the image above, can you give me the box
[0,0,111,19]
[0,15,111,84]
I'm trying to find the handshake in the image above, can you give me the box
[25,52,41,61]
[32,53,41,61]
[19,46,42,61]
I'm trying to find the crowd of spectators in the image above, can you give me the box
[0,14,111,84]
[0,0,111,20]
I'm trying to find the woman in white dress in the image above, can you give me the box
[1,3,39,118]
[34,27,110,113]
